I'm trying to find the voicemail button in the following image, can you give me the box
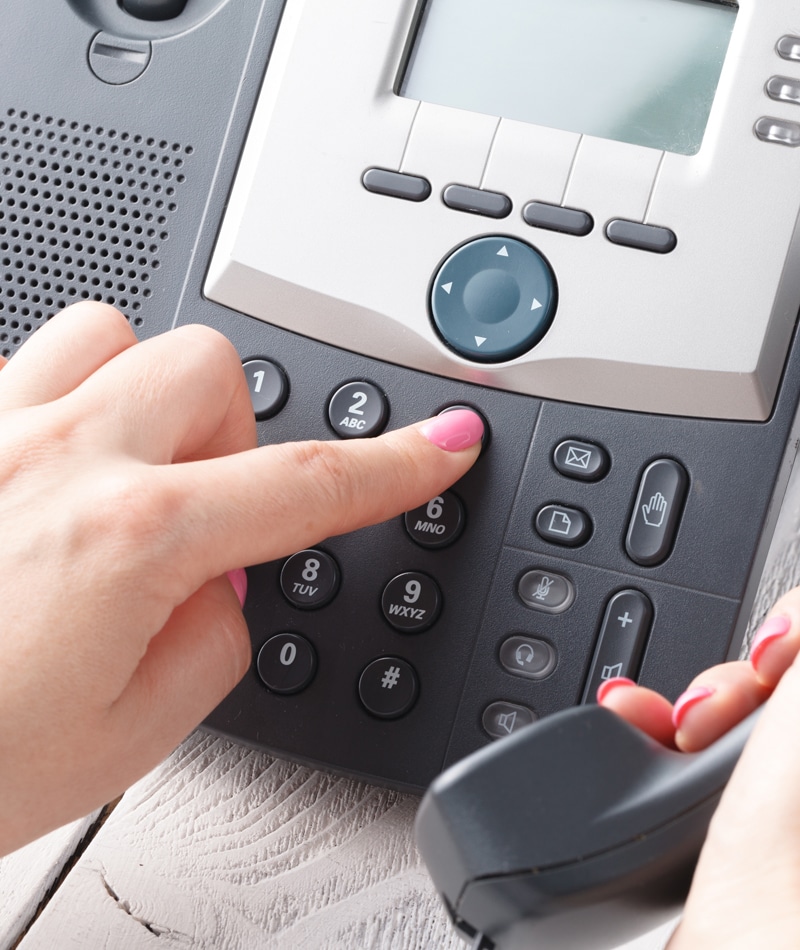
[482,701,537,740]
[553,439,609,481]
[535,504,592,547]
[518,569,574,613]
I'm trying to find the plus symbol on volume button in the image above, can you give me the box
[430,236,557,363]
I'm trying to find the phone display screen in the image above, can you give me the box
[399,0,737,155]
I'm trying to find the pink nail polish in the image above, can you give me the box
[227,568,248,608]
[671,686,715,731]
[750,615,791,670]
[420,408,485,452]
[596,676,636,704]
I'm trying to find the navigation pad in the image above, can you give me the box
[430,236,557,363]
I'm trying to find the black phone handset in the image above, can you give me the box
[415,704,759,950]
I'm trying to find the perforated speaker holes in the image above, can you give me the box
[0,108,193,357]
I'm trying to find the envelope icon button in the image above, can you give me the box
[565,446,591,469]
[553,440,609,481]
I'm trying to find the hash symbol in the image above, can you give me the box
[381,666,401,689]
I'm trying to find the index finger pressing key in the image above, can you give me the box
[151,408,485,593]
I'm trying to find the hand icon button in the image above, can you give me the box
[626,459,688,566]
[641,491,668,527]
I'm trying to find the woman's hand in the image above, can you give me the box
[0,302,484,855]
[599,589,800,948]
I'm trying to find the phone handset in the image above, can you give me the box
[415,703,759,949]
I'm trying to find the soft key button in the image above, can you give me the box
[605,220,677,254]
[582,590,653,703]
[361,168,431,202]
[766,76,800,105]
[442,184,511,219]
[754,117,800,148]
[430,236,557,363]
[777,35,800,61]
[522,201,593,237]
[499,636,556,681]
[626,459,688,566]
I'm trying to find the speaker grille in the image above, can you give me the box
[0,108,192,357]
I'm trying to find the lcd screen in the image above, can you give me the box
[399,0,737,155]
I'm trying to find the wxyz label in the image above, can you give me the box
[387,604,426,620]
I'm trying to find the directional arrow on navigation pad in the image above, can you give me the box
[441,282,453,294]
[497,246,509,257]
[475,336,487,347]
[531,298,543,311]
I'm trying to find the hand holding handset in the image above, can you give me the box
[415,703,759,949]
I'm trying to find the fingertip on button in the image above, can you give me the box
[423,403,491,455]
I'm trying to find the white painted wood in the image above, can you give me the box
[0,813,100,949]
[16,735,465,949]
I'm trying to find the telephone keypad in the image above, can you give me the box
[327,381,388,439]
[359,657,419,719]
[257,633,317,695]
[404,491,465,549]
[381,572,442,633]
[243,358,289,420]
[279,549,340,609]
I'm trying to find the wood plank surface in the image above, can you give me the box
[0,813,100,949]
[14,736,465,949]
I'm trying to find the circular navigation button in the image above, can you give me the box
[257,633,317,694]
[328,381,389,439]
[359,657,419,719]
[280,549,340,609]
[243,358,289,420]
[430,236,557,363]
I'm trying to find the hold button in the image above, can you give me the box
[626,459,688,566]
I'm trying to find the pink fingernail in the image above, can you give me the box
[750,615,791,670]
[420,409,485,452]
[596,677,636,704]
[671,686,715,731]
[227,568,248,608]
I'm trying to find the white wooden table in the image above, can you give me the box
[3,468,799,950]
